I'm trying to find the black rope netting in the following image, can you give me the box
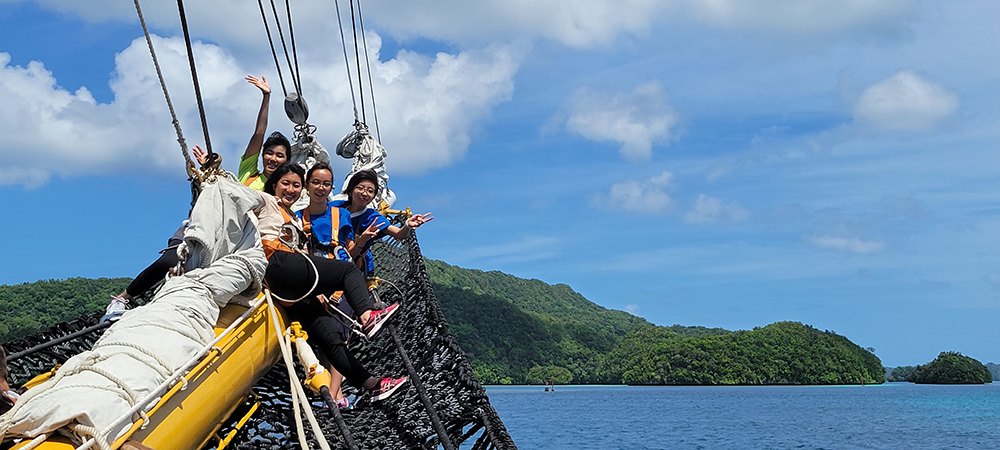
[3,234,516,450]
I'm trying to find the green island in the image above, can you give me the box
[887,356,995,384]
[0,260,913,386]
[908,352,992,384]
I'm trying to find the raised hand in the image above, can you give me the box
[192,145,208,165]
[359,222,380,243]
[406,213,434,229]
[246,75,271,95]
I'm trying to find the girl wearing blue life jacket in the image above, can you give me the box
[260,163,407,402]
[332,170,433,274]
[298,162,357,408]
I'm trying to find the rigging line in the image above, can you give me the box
[266,0,300,96]
[282,0,303,96]
[256,0,288,96]
[176,0,213,155]
[132,0,192,173]
[348,0,366,124]
[355,0,382,143]
[333,0,360,122]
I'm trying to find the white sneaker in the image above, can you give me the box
[101,296,129,323]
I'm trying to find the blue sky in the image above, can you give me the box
[2,0,999,367]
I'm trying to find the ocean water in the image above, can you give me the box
[483,384,1000,449]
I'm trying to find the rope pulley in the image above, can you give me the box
[284,92,309,126]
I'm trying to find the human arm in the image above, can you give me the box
[241,75,271,161]
[384,212,434,239]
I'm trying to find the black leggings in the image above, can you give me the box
[264,251,376,315]
[126,246,179,297]
[284,299,374,389]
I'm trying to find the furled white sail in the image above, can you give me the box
[0,177,267,447]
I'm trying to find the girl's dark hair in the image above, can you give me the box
[262,131,291,156]
[343,170,379,206]
[307,162,333,183]
[263,162,305,195]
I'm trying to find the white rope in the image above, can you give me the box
[101,318,209,348]
[269,250,321,304]
[92,343,175,379]
[72,297,267,449]
[69,423,111,450]
[19,433,48,450]
[265,290,331,450]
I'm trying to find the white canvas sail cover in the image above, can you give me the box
[0,176,267,446]
[333,124,397,209]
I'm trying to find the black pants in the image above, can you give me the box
[284,299,373,388]
[126,246,179,297]
[264,251,375,314]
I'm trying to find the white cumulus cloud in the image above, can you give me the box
[565,82,678,160]
[812,236,885,254]
[594,171,675,214]
[0,31,520,187]
[853,70,959,132]
[684,194,749,225]
[12,0,918,49]
[684,0,916,35]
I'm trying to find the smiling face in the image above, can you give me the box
[274,171,302,207]
[350,180,377,209]
[261,145,288,177]
[307,168,333,206]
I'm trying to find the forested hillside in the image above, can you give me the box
[2,261,884,385]
[0,278,129,342]
[426,259,883,385]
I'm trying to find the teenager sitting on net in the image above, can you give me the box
[259,162,407,401]
[332,170,433,275]
[299,162,356,408]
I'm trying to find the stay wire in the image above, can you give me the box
[348,0,366,124]
[333,0,359,122]
[131,0,191,171]
[176,0,213,155]
[266,0,300,96]
[283,0,303,96]
[356,0,381,143]
[256,0,288,96]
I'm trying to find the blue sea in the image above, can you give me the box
[483,384,1000,449]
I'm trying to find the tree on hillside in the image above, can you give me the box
[910,352,992,384]
[526,365,573,384]
[887,366,916,382]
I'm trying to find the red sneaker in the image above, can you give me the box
[361,303,399,339]
[371,376,408,402]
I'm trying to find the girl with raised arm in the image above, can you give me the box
[238,75,291,191]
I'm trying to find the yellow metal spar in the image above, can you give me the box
[10,297,288,450]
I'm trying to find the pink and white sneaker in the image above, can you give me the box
[370,376,408,402]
